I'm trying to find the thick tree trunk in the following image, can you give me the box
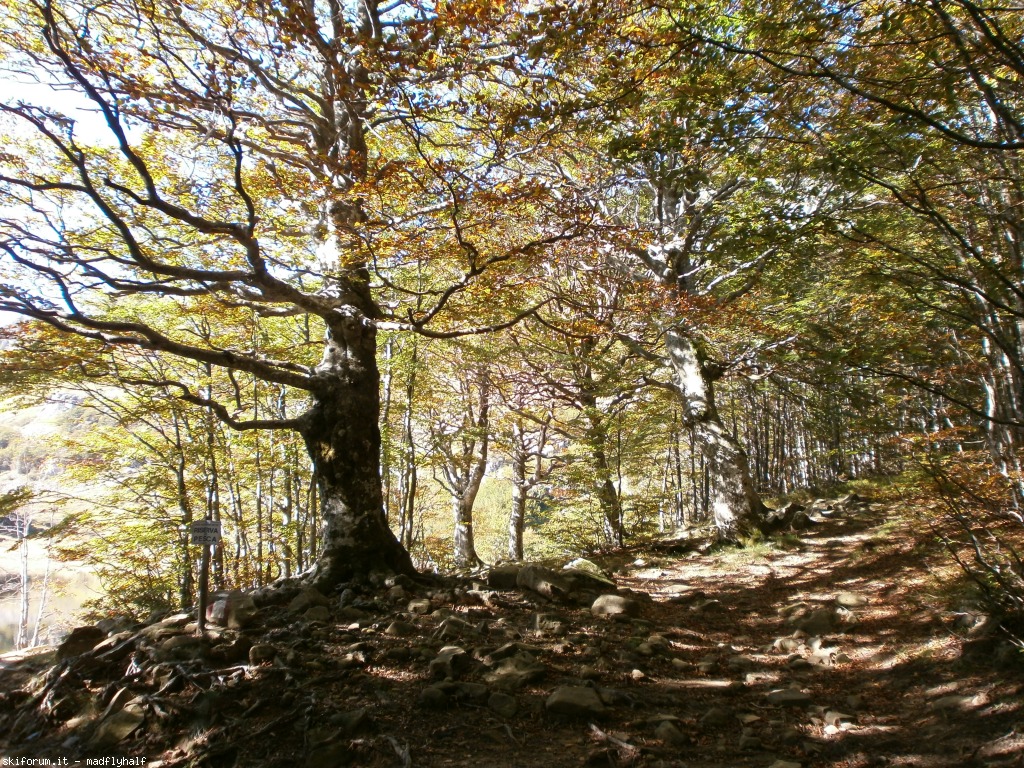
[301,308,415,586]
[453,492,483,568]
[666,328,767,539]
[453,409,488,569]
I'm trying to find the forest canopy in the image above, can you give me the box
[0,0,1021,618]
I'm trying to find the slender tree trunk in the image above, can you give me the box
[508,425,528,561]
[666,328,766,539]
[17,512,30,650]
[453,380,489,568]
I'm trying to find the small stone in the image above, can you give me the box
[671,658,688,671]
[249,644,276,665]
[453,682,489,702]
[779,725,802,745]
[289,587,330,613]
[429,645,474,680]
[488,692,518,718]
[930,695,975,711]
[304,605,330,623]
[773,637,804,653]
[738,734,762,750]
[654,720,688,745]
[385,620,417,637]
[328,707,371,735]
[483,653,546,691]
[797,609,836,635]
[630,668,645,681]
[387,585,408,601]
[535,613,569,635]
[825,710,854,727]
[407,598,432,615]
[545,686,606,717]
[835,592,869,608]
[563,558,612,581]
[591,594,641,618]
[417,685,450,709]
[91,705,145,748]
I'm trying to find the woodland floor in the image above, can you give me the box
[2,493,1023,768]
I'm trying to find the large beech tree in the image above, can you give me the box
[0,0,583,585]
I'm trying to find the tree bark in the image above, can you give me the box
[508,428,528,561]
[666,328,767,539]
[300,308,415,586]
[452,379,489,568]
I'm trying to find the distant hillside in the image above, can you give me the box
[0,392,100,493]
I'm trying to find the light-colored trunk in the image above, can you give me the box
[666,328,765,539]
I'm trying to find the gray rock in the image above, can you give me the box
[487,565,522,590]
[487,642,544,662]
[205,589,258,628]
[249,643,277,664]
[835,592,869,608]
[738,733,763,750]
[646,634,671,653]
[484,653,546,691]
[303,605,330,623]
[385,620,417,637]
[156,633,204,662]
[545,686,606,717]
[91,704,145,748]
[328,707,371,735]
[796,608,836,635]
[488,692,518,718]
[562,558,614,584]
[535,613,569,635]
[407,598,432,615]
[789,511,817,530]
[435,616,479,640]
[773,637,803,653]
[57,626,106,660]
[429,645,474,680]
[766,688,812,707]
[591,594,641,618]
[654,720,688,745]
[451,682,489,702]
[387,585,408,601]
[929,694,976,711]
[336,606,368,621]
[517,564,613,603]
[769,762,803,768]
[289,587,331,613]
[417,685,449,709]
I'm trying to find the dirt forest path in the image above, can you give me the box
[1,493,1022,768]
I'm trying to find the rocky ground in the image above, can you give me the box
[1,493,1022,768]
